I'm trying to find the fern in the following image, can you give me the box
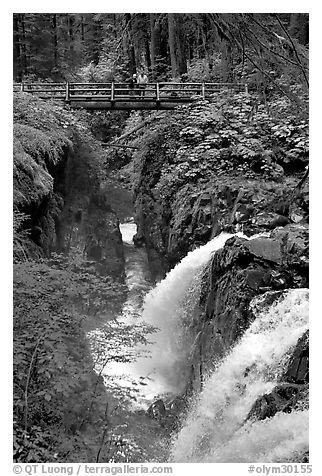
[13,210,31,262]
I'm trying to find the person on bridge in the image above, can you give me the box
[137,71,148,98]
[129,74,137,96]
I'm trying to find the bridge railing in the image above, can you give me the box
[67,83,208,100]
[14,82,249,101]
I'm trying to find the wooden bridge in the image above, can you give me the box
[13,82,249,110]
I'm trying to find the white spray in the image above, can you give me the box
[136,233,241,393]
[170,288,309,462]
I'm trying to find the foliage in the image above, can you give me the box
[13,93,99,148]
[14,123,67,167]
[13,93,113,258]
[13,253,138,463]
[148,56,172,82]
[88,110,130,143]
[46,253,127,316]
[77,59,125,83]
[13,94,70,206]
[126,91,308,204]
[12,14,310,461]
[13,210,33,262]
[186,54,222,82]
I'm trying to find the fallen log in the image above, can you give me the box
[101,143,138,150]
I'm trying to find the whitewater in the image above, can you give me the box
[170,288,309,462]
[136,232,243,394]
[138,232,309,462]
[90,228,309,462]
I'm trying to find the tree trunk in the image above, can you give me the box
[150,14,162,78]
[13,14,22,81]
[220,40,233,81]
[81,15,85,42]
[168,14,178,77]
[124,13,136,74]
[91,18,101,65]
[168,14,187,78]
[145,37,151,70]
[20,14,28,78]
[289,13,309,45]
[176,16,187,75]
[68,15,74,57]
[150,14,156,69]
[52,14,58,79]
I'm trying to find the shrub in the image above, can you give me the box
[13,255,135,462]
[127,91,308,203]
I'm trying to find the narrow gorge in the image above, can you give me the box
[13,89,309,464]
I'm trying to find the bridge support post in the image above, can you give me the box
[111,82,115,101]
[65,82,70,101]
[20,82,25,92]
[156,83,160,101]
[202,83,205,100]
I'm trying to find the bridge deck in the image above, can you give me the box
[14,82,249,110]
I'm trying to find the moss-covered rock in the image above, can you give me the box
[13,93,124,274]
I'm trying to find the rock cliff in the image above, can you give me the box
[194,224,308,383]
[134,172,308,267]
[13,93,124,277]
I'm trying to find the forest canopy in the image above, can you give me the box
[13,13,308,98]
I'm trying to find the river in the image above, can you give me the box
[85,183,309,463]
[84,184,172,462]
[96,218,170,406]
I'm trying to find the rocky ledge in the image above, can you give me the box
[147,223,309,433]
[134,174,308,267]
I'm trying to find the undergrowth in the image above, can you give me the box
[119,91,308,201]
[13,252,149,462]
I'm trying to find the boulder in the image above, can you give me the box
[285,331,309,384]
[146,396,189,432]
[246,383,309,422]
[251,211,290,229]
[147,399,166,420]
[245,238,282,264]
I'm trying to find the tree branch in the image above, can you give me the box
[101,143,138,150]
[24,339,41,437]
[272,14,309,88]
[96,399,110,463]
[241,17,309,72]
[207,14,307,110]
[110,118,152,144]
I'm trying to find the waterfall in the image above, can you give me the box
[90,224,308,461]
[136,233,243,394]
[170,288,309,462]
[203,410,309,463]
[119,221,137,245]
